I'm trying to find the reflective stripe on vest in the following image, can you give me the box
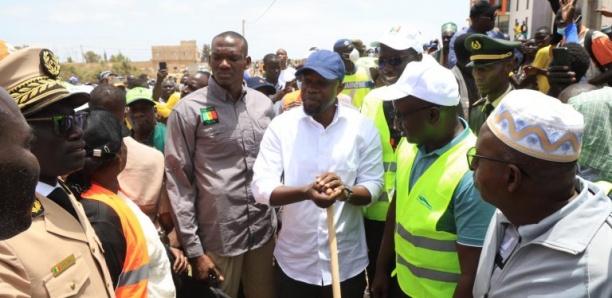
[362,95,396,221]
[83,184,149,298]
[396,254,460,283]
[117,264,149,287]
[342,66,374,109]
[395,133,476,297]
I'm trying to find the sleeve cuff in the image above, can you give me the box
[252,180,283,206]
[184,239,204,259]
[358,181,382,207]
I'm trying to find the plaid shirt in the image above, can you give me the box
[568,87,612,180]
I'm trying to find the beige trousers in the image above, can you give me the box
[207,238,276,298]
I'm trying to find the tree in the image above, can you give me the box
[201,44,211,63]
[109,52,130,63]
[111,61,138,76]
[103,51,108,62]
[14,44,29,50]
[66,57,73,63]
[83,51,101,63]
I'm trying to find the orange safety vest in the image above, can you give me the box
[83,183,149,298]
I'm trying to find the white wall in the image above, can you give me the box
[506,0,554,39]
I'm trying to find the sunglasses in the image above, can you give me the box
[378,54,415,69]
[27,112,89,137]
[466,147,528,176]
[394,105,436,120]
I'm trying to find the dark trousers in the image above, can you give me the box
[276,264,366,298]
[364,218,386,282]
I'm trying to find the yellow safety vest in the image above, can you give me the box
[395,133,476,298]
[361,94,396,221]
[83,184,149,298]
[342,66,373,109]
[595,180,612,195]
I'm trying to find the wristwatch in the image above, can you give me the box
[343,186,354,203]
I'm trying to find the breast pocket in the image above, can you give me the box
[200,123,235,145]
[43,253,91,298]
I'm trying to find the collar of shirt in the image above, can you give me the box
[208,76,248,103]
[496,177,610,254]
[486,85,513,108]
[297,99,344,128]
[415,118,471,158]
[36,181,60,197]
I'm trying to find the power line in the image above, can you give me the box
[246,0,278,24]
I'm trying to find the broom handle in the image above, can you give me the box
[326,205,341,298]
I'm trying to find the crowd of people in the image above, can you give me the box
[0,0,611,297]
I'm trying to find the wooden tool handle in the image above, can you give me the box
[327,205,341,298]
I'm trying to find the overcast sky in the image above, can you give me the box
[1,0,470,62]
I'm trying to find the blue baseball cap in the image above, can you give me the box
[245,77,277,95]
[295,50,345,82]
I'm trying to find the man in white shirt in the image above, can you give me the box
[252,50,384,297]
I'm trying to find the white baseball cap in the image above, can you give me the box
[376,61,459,106]
[371,24,424,53]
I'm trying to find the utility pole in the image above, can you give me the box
[242,19,245,37]
[80,45,85,63]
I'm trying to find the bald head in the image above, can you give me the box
[558,83,599,103]
[89,84,127,122]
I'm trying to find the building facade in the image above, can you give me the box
[151,40,200,72]
[474,0,612,40]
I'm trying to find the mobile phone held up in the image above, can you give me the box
[551,47,570,67]
[159,61,167,70]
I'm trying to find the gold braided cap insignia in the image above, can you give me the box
[40,49,60,78]
[471,40,482,50]
[7,76,66,110]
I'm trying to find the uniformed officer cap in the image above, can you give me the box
[465,34,520,67]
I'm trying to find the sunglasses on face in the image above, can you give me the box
[378,54,415,69]
[27,112,89,137]
[466,147,528,176]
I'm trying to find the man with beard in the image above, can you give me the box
[0,87,39,240]
[166,31,276,298]
[0,48,115,297]
[361,23,425,291]
[126,87,167,153]
[251,49,383,297]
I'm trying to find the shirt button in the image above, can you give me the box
[70,282,76,290]
[91,247,96,253]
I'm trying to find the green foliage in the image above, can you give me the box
[60,50,138,83]
[84,51,101,63]
[201,44,211,63]
[109,52,130,63]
